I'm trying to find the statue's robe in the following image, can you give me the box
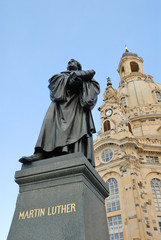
[35,71,100,166]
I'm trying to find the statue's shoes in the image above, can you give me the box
[19,153,44,164]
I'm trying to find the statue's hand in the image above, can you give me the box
[69,70,95,82]
[68,76,83,91]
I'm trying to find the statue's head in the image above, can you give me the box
[67,59,82,71]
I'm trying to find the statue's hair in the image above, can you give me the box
[67,59,82,70]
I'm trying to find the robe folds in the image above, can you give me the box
[35,71,100,166]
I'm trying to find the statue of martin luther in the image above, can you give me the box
[19,59,100,167]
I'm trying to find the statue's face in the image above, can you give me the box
[67,59,79,71]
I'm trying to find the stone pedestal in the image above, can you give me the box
[7,153,109,240]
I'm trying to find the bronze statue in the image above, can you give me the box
[19,59,100,167]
